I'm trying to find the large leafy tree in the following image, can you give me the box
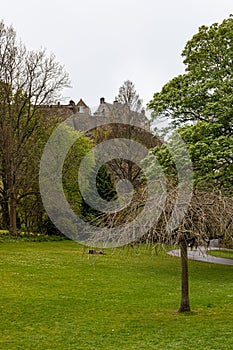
[148,15,233,188]
[147,16,233,312]
[149,15,233,134]
[148,15,233,190]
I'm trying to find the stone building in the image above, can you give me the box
[39,96,160,188]
[39,97,150,131]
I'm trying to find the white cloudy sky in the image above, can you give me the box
[1,0,233,108]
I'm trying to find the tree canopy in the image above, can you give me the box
[148,15,233,135]
[148,15,233,190]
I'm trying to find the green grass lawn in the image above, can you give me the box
[0,241,233,349]
[208,249,233,260]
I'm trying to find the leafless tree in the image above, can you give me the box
[150,188,232,312]
[0,21,70,234]
[93,88,157,189]
[93,186,233,312]
[115,80,143,112]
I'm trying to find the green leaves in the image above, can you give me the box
[179,122,233,189]
[149,15,233,131]
[148,15,233,190]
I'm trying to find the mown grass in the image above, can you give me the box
[0,241,233,349]
[208,249,233,260]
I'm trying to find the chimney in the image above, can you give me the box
[100,97,105,104]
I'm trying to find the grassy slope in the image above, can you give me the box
[0,241,233,350]
[208,249,233,260]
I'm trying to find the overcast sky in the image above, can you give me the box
[1,0,233,108]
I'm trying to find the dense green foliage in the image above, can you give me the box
[80,164,117,222]
[179,122,232,189]
[62,127,117,223]
[148,15,233,190]
[144,121,232,189]
[62,128,95,218]
[149,15,233,131]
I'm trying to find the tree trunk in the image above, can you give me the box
[1,195,10,228]
[178,238,191,312]
[9,194,17,235]
[1,159,10,228]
